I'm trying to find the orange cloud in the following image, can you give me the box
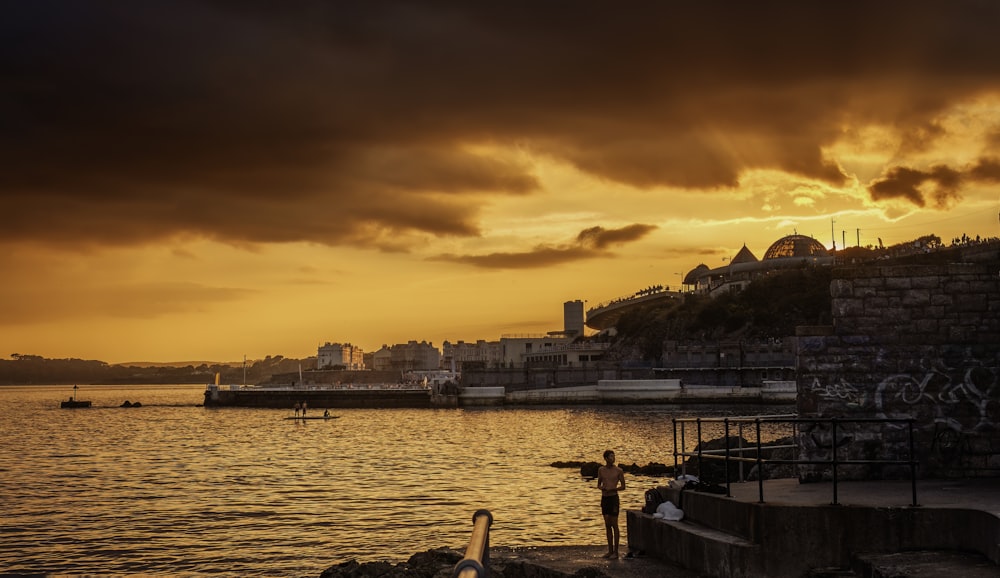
[868,157,1000,207]
[434,224,657,268]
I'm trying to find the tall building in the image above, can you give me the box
[317,342,365,370]
[563,300,585,337]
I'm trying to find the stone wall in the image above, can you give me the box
[796,261,1000,479]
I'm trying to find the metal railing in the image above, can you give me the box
[673,416,920,506]
[452,509,493,578]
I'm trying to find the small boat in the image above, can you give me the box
[283,415,339,420]
[60,385,92,408]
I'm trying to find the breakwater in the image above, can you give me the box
[203,383,433,408]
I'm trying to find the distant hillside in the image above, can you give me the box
[115,361,244,368]
[603,266,833,362]
[601,237,1000,363]
[0,354,315,385]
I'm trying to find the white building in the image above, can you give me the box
[499,334,574,367]
[317,342,365,370]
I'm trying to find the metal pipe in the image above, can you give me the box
[453,509,493,578]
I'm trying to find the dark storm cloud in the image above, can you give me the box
[3,1,1000,250]
[868,157,1000,207]
[433,224,657,269]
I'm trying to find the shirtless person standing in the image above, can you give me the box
[596,449,626,559]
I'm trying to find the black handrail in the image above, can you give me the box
[452,509,493,578]
[672,416,920,506]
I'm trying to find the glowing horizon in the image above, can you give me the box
[3,2,999,363]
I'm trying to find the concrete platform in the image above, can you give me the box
[627,477,1000,577]
[480,479,999,577]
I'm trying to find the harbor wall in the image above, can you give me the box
[203,385,431,408]
[796,258,1000,479]
[455,380,796,406]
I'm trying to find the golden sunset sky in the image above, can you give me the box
[3,1,1000,363]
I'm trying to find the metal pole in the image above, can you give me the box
[908,420,919,507]
[680,420,687,477]
[831,418,839,506]
[756,418,764,503]
[696,418,703,480]
[724,418,732,497]
[672,418,678,474]
[738,422,745,482]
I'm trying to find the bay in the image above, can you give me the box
[0,384,788,577]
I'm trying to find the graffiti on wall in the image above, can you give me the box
[807,377,867,407]
[874,365,999,433]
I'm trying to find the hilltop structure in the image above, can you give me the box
[586,234,834,332]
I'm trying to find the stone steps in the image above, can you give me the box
[629,515,762,577]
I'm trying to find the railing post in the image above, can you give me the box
[672,418,679,475]
[908,419,919,507]
[724,418,732,497]
[696,418,703,480]
[756,418,764,503]
[453,509,493,578]
[831,418,839,506]
[737,422,745,482]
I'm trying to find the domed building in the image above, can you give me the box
[685,234,833,296]
[762,234,829,260]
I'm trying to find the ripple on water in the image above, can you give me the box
[1,385,790,575]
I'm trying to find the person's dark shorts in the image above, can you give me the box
[601,494,620,516]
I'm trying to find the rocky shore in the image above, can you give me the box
[319,546,696,578]
[319,547,586,578]
[552,435,797,482]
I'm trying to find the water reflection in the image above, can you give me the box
[0,385,790,576]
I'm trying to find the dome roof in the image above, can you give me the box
[683,264,710,285]
[763,235,829,260]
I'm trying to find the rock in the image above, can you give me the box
[319,548,462,578]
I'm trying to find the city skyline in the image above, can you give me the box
[3,2,1000,363]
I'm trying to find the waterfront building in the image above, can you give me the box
[685,234,833,296]
[523,341,610,367]
[370,345,393,371]
[387,340,441,371]
[441,339,502,371]
[317,342,365,370]
[499,334,573,367]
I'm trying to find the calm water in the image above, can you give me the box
[0,385,787,577]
